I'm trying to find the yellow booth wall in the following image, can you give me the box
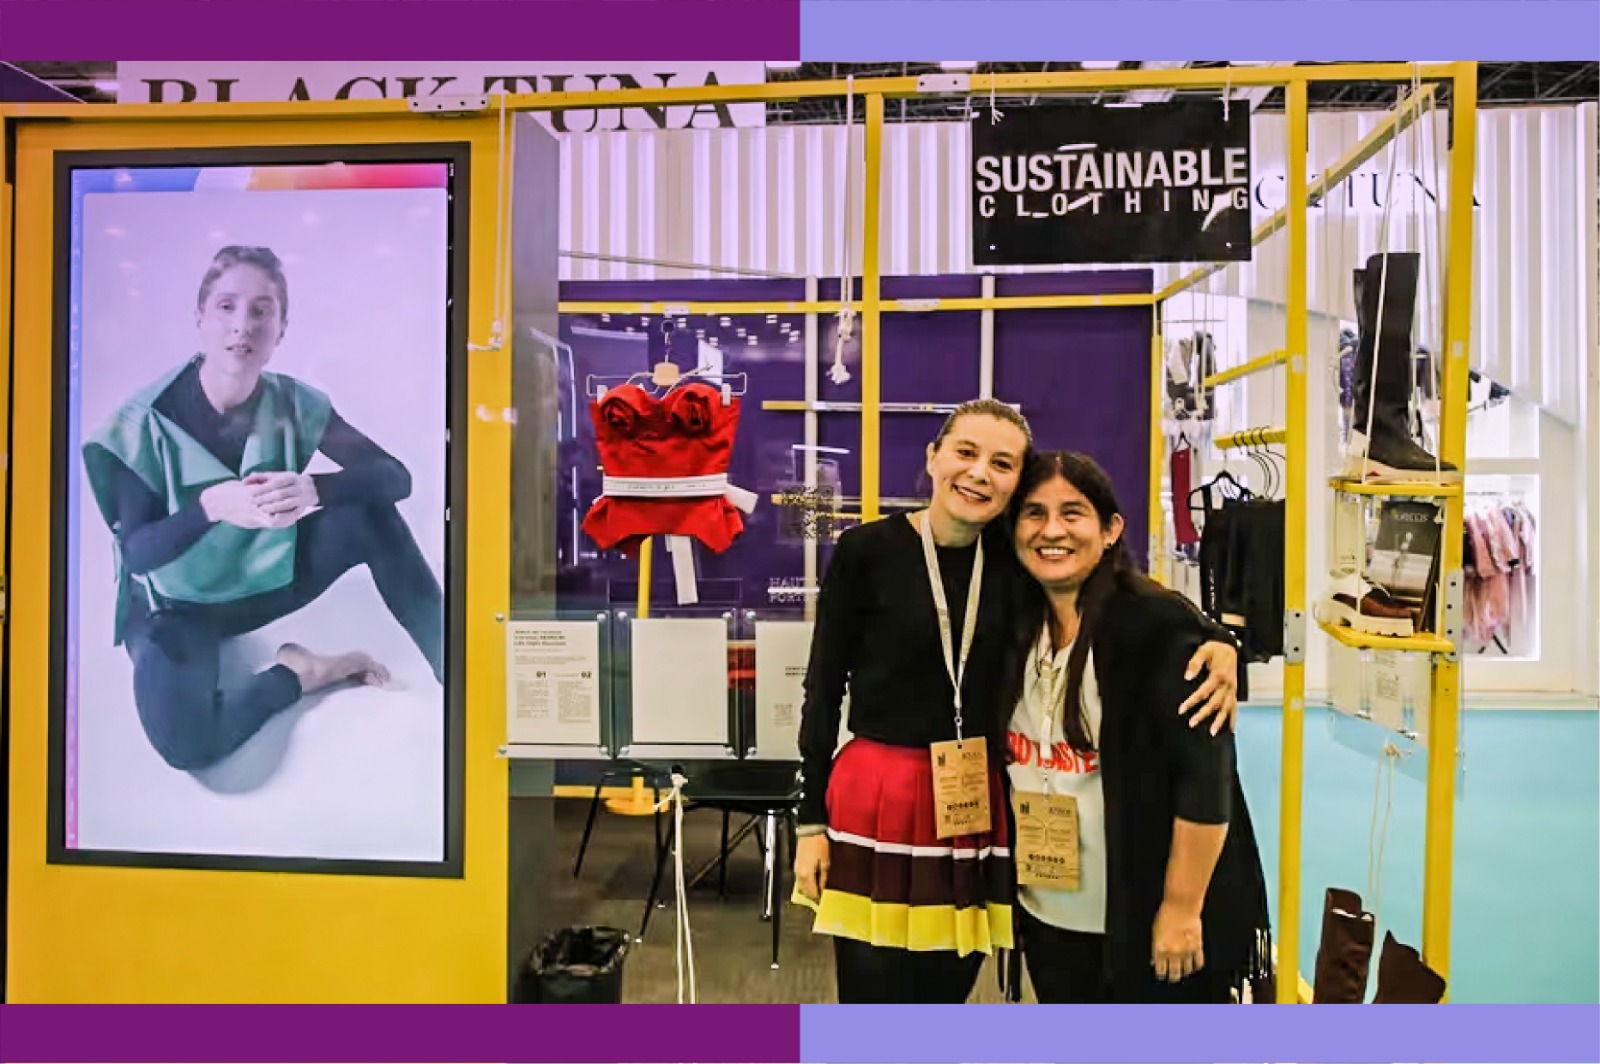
[4,110,511,1003]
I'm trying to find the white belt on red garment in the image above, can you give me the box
[600,473,758,605]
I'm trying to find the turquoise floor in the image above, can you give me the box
[1235,705,1600,1004]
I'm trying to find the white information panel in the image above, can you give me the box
[505,621,603,747]
[753,620,812,760]
[630,618,730,746]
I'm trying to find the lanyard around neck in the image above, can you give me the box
[919,511,984,740]
[1033,623,1066,791]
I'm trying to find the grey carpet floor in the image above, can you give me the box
[537,797,1018,1004]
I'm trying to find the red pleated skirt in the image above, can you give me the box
[804,737,1015,956]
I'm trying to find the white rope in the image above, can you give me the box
[656,772,697,1003]
[1367,740,1408,932]
[469,91,512,353]
[829,77,856,386]
[1417,64,1446,483]
[1355,87,1410,475]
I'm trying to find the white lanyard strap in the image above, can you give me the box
[1034,624,1062,793]
[919,512,984,738]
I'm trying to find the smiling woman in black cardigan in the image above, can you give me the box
[997,450,1275,1004]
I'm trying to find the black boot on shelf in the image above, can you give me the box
[1342,253,1461,484]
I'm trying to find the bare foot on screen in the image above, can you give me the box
[277,642,391,694]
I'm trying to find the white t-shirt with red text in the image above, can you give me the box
[1004,628,1108,935]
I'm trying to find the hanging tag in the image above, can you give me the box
[666,534,699,605]
[651,360,682,387]
[1011,790,1080,889]
[930,738,990,839]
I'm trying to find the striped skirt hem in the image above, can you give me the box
[794,737,1016,957]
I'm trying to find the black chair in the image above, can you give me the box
[571,761,672,878]
[639,761,803,970]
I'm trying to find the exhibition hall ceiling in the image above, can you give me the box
[9,60,1599,117]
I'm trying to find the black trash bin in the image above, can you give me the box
[515,926,630,1003]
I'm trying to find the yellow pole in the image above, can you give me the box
[636,539,653,619]
[1,120,11,677]
[1422,61,1478,989]
[1148,324,1166,586]
[1277,76,1310,1003]
[860,93,884,523]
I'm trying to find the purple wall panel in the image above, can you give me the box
[554,270,1153,614]
[993,269,1155,570]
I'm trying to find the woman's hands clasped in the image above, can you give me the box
[200,472,320,530]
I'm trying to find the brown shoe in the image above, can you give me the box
[1312,887,1375,1003]
[1319,575,1418,637]
[1371,931,1446,1003]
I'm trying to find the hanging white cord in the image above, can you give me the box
[1355,87,1412,475]
[1367,740,1407,932]
[1416,65,1445,482]
[469,91,512,352]
[828,77,856,386]
[655,772,697,1003]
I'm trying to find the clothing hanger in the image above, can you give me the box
[585,357,750,406]
[1251,430,1283,500]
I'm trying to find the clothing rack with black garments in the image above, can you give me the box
[1190,434,1287,667]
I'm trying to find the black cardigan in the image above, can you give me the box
[1000,576,1275,1003]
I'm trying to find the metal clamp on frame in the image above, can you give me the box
[1440,569,1464,663]
[1282,608,1307,665]
[407,94,493,115]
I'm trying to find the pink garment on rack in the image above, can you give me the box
[1507,504,1536,645]
[1463,502,1538,650]
[1464,510,1510,646]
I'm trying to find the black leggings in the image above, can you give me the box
[124,501,444,771]
[833,936,985,1004]
[1018,906,1112,1003]
[1018,905,1235,1003]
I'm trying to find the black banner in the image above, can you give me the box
[971,101,1253,266]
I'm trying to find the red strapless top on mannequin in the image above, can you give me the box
[581,381,753,558]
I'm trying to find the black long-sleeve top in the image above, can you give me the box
[796,514,1017,826]
[797,513,1242,828]
[114,359,413,576]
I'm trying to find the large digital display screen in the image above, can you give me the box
[50,150,466,874]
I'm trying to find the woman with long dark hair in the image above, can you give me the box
[792,402,1244,1004]
[998,450,1273,1003]
[82,245,445,773]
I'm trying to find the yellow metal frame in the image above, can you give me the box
[1,111,512,1002]
[1161,66,1476,1001]
[0,61,1477,1004]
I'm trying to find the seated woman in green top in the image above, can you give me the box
[82,245,445,772]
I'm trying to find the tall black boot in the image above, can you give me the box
[1343,253,1460,483]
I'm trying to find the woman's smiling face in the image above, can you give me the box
[1012,473,1123,593]
[924,413,1028,530]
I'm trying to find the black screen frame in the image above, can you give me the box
[44,141,471,879]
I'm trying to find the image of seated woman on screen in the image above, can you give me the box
[81,244,445,773]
